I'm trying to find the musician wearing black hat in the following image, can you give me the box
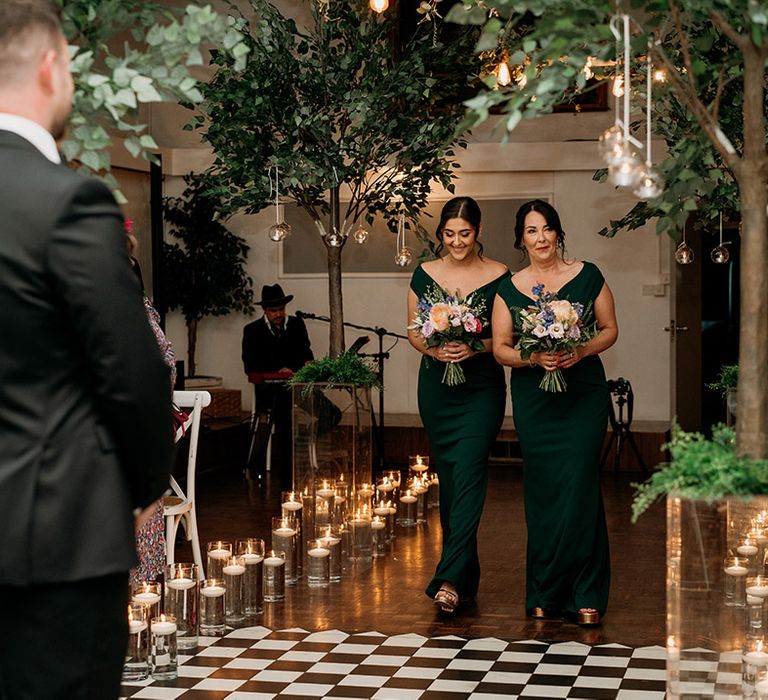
[242,284,313,479]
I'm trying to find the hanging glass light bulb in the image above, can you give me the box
[600,16,627,166]
[633,164,664,199]
[711,212,730,263]
[612,74,625,97]
[327,227,343,247]
[599,124,623,160]
[395,248,413,267]
[353,225,369,244]
[675,225,694,265]
[497,60,512,87]
[393,210,412,267]
[633,47,664,200]
[609,152,643,187]
[369,0,388,13]
[268,221,291,242]
[267,166,291,242]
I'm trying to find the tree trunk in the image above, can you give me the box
[187,317,198,378]
[327,186,346,358]
[735,46,768,459]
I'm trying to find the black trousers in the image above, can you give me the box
[0,572,129,700]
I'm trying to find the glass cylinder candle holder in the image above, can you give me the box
[747,576,768,616]
[749,595,767,631]
[412,476,428,524]
[355,482,375,512]
[317,478,337,523]
[131,581,162,622]
[725,556,749,607]
[199,579,226,637]
[398,488,418,527]
[206,540,233,580]
[338,522,351,569]
[315,498,331,530]
[372,515,386,557]
[744,638,768,697]
[427,472,440,509]
[334,482,349,526]
[223,556,246,627]
[374,500,392,543]
[409,454,429,476]
[740,537,761,575]
[164,563,198,651]
[123,603,149,681]
[272,515,298,585]
[150,614,178,681]
[281,490,303,516]
[376,475,396,500]
[317,526,342,582]
[307,539,331,587]
[237,538,264,616]
[349,510,373,561]
[263,550,286,602]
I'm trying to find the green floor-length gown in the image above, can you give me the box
[496,261,611,616]
[410,264,508,600]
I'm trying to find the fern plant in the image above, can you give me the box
[288,351,380,396]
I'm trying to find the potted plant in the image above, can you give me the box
[162,174,255,379]
[708,364,740,424]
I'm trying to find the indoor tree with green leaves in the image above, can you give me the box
[163,174,255,378]
[447,0,768,460]
[191,0,480,357]
[59,0,249,192]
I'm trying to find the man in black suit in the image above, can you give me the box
[0,2,173,698]
[242,284,313,480]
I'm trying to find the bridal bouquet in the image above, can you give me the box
[410,285,487,386]
[515,283,597,392]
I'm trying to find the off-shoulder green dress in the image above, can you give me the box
[496,261,611,616]
[410,264,508,600]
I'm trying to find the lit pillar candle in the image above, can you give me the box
[150,614,178,681]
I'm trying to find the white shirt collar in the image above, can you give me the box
[0,113,61,163]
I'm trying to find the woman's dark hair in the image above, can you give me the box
[514,199,566,257]
[435,196,484,258]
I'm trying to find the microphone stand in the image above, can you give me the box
[297,311,407,471]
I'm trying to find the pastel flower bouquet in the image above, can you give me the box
[410,284,487,386]
[514,283,598,392]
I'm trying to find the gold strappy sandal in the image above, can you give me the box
[434,587,459,613]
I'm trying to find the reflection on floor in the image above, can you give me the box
[152,463,669,698]
[120,626,667,700]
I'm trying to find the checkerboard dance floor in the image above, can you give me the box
[120,627,669,699]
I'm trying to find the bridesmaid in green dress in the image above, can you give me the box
[492,200,618,626]
[407,197,508,614]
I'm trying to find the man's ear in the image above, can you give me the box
[37,49,58,96]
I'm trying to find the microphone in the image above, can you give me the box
[349,335,370,354]
[295,310,315,319]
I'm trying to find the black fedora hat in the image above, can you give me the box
[257,283,294,308]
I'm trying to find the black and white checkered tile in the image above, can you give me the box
[121,627,668,699]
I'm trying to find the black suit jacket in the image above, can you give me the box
[0,131,173,585]
[242,315,313,374]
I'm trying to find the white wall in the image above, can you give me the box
[163,138,672,422]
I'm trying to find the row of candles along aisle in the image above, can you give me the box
[700,506,768,697]
[124,457,438,683]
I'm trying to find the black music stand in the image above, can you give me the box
[245,373,290,481]
[599,377,649,475]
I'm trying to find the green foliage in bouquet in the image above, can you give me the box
[707,364,739,397]
[631,423,768,523]
[288,351,381,397]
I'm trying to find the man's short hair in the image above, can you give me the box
[0,0,63,89]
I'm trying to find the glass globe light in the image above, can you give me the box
[711,245,730,264]
[369,0,388,12]
[633,163,664,200]
[353,225,369,244]
[394,247,413,267]
[268,221,291,242]
[598,124,623,161]
[608,152,643,187]
[675,242,695,265]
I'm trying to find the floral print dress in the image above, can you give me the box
[130,296,176,585]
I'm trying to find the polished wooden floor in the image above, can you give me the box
[176,461,666,648]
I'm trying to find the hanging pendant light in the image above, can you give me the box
[634,44,664,200]
[394,211,412,267]
[599,17,625,162]
[267,166,292,242]
[369,0,389,13]
[353,224,369,244]
[496,60,512,87]
[608,15,642,187]
[675,224,695,265]
[711,212,730,263]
